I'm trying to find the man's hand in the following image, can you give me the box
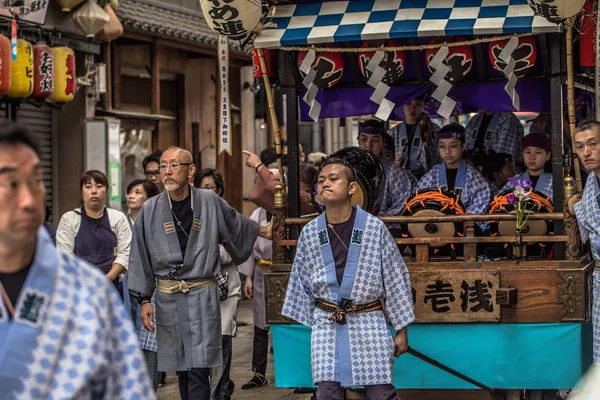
[568,193,582,215]
[393,327,408,357]
[244,276,253,299]
[242,150,262,170]
[259,221,273,240]
[141,302,155,333]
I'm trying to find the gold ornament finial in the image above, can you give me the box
[564,174,576,201]
[274,183,286,208]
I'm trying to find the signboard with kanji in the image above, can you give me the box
[412,270,501,323]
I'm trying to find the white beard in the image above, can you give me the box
[164,181,180,191]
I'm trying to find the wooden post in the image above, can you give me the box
[111,42,121,109]
[151,39,160,115]
[103,43,112,111]
[566,24,583,192]
[463,221,476,263]
[563,175,581,260]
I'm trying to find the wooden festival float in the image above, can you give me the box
[250,1,598,399]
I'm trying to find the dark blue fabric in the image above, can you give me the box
[74,208,117,275]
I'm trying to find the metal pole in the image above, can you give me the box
[566,24,583,192]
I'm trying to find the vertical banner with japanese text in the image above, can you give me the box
[218,34,231,155]
[596,3,600,121]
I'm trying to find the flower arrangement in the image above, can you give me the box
[506,177,534,259]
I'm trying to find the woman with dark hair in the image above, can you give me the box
[56,170,131,296]
[195,168,239,400]
[122,178,162,391]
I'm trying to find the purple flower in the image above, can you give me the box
[506,194,517,205]
[522,179,532,187]
[508,177,519,187]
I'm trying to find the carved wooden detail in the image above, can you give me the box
[558,269,586,321]
[272,205,288,264]
[264,272,293,324]
[563,210,581,261]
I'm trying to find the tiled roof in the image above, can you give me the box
[115,0,242,50]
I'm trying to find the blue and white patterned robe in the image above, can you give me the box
[388,122,440,173]
[0,228,154,399]
[282,206,415,386]
[500,171,554,203]
[465,112,524,166]
[574,173,600,365]
[379,156,417,216]
[417,160,491,217]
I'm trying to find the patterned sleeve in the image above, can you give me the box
[380,168,412,216]
[104,279,156,399]
[281,230,314,326]
[574,200,593,244]
[497,113,524,165]
[380,222,415,331]
[467,170,491,216]
[417,168,436,190]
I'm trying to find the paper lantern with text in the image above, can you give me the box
[200,0,261,41]
[8,39,33,98]
[49,47,76,103]
[30,43,54,100]
[489,36,537,77]
[252,47,276,79]
[426,37,473,83]
[358,40,405,85]
[580,1,596,67]
[527,0,585,23]
[297,51,344,90]
[0,35,11,95]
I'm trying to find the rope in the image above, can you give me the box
[274,33,536,53]
[404,188,466,215]
[314,298,383,325]
[489,191,554,214]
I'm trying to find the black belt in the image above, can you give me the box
[314,298,383,325]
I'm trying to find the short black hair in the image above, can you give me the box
[80,170,108,189]
[194,168,225,197]
[357,119,386,138]
[260,147,277,166]
[318,157,357,183]
[300,163,317,186]
[382,132,395,153]
[143,150,162,171]
[126,179,160,199]
[0,124,41,157]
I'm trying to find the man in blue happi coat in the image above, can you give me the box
[418,123,491,222]
[283,157,415,400]
[0,125,154,399]
[568,120,600,365]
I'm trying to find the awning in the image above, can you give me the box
[254,0,561,49]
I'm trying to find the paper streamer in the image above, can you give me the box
[498,36,520,111]
[365,49,395,121]
[428,46,456,119]
[299,49,321,122]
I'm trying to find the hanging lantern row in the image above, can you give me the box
[0,36,75,103]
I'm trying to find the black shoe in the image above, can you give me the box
[241,372,269,390]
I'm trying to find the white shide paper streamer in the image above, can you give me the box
[428,46,457,119]
[498,36,520,111]
[365,50,395,121]
[299,50,321,122]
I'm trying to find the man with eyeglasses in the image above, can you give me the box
[128,146,272,400]
[143,150,164,192]
[0,125,154,399]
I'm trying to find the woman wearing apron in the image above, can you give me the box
[123,178,161,391]
[56,170,131,296]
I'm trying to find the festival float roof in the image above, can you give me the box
[254,0,561,49]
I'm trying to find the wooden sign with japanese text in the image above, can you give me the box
[412,270,501,323]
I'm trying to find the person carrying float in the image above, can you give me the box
[417,123,491,224]
[501,132,553,202]
[282,157,414,400]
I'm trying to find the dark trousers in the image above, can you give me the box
[210,335,233,400]
[252,326,269,375]
[317,381,398,400]
[177,368,210,400]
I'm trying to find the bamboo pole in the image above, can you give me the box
[256,48,286,185]
[566,23,583,192]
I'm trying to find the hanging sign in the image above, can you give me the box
[489,36,537,78]
[200,0,261,41]
[0,0,50,25]
[358,40,405,85]
[527,0,586,23]
[218,34,231,155]
[426,37,473,84]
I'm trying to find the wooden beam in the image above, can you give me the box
[103,43,112,111]
[111,42,121,109]
[151,39,160,115]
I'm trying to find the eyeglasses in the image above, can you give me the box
[144,169,160,178]
[158,162,192,171]
[0,177,45,200]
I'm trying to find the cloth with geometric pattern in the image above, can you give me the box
[574,173,600,365]
[253,0,560,49]
[0,228,155,399]
[282,206,414,386]
[465,112,525,167]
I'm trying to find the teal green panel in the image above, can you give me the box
[271,322,593,389]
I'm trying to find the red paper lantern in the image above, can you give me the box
[489,36,537,77]
[0,35,11,96]
[297,50,344,90]
[252,47,277,78]
[357,40,405,85]
[30,43,54,100]
[580,1,596,67]
[425,37,473,83]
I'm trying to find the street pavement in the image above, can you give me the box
[157,299,314,400]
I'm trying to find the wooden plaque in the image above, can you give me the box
[412,270,501,323]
